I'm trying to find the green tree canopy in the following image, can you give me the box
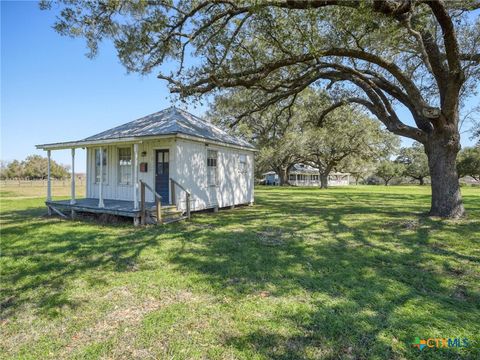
[396,142,430,185]
[375,160,405,186]
[457,146,480,180]
[304,106,399,188]
[1,160,24,179]
[0,155,70,180]
[340,158,377,186]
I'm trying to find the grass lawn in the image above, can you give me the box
[1,185,479,359]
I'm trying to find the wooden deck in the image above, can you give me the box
[46,198,156,218]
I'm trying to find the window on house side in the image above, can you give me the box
[239,154,247,172]
[207,150,218,186]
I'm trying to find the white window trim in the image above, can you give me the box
[207,148,219,187]
[238,153,247,174]
[117,146,133,186]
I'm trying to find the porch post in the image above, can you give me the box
[70,148,76,204]
[98,148,105,208]
[296,173,298,186]
[47,150,52,201]
[133,143,139,210]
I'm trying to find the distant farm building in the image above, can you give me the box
[264,164,350,186]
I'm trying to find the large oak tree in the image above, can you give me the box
[43,0,480,217]
[305,107,399,188]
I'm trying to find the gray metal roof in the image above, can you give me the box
[290,164,349,175]
[290,164,320,174]
[83,107,255,149]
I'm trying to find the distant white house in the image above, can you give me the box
[37,107,256,224]
[264,164,350,186]
[263,171,279,185]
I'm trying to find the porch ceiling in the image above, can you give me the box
[35,134,174,151]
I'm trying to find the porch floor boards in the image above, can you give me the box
[46,198,156,218]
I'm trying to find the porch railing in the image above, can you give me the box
[139,180,162,225]
[170,178,191,219]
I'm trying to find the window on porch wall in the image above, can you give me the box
[118,147,132,185]
[95,148,107,183]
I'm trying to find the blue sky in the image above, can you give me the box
[1,1,207,172]
[1,1,478,172]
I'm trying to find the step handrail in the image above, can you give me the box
[139,180,162,224]
[170,178,191,219]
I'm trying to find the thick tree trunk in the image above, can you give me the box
[320,173,328,189]
[419,177,425,186]
[425,131,465,218]
[278,168,289,186]
[384,178,390,186]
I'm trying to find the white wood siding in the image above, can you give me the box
[173,139,254,211]
[86,137,254,211]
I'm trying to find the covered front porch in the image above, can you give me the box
[46,188,187,225]
[46,198,155,218]
[37,140,190,225]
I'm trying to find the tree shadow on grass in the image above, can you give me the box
[167,189,480,359]
[0,205,172,319]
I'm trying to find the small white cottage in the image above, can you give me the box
[37,107,256,224]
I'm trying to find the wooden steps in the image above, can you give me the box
[139,180,191,225]
[162,215,189,224]
[147,205,188,225]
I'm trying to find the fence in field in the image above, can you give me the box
[0,179,85,187]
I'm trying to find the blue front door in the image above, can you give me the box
[155,150,170,204]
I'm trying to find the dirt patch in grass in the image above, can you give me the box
[401,219,421,230]
[256,227,287,246]
[384,219,421,230]
[452,285,468,301]
[62,287,198,358]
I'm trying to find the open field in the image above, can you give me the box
[1,185,479,359]
[0,180,86,199]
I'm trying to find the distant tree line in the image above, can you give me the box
[374,144,480,186]
[0,155,70,180]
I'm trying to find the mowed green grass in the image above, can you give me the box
[1,185,479,359]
